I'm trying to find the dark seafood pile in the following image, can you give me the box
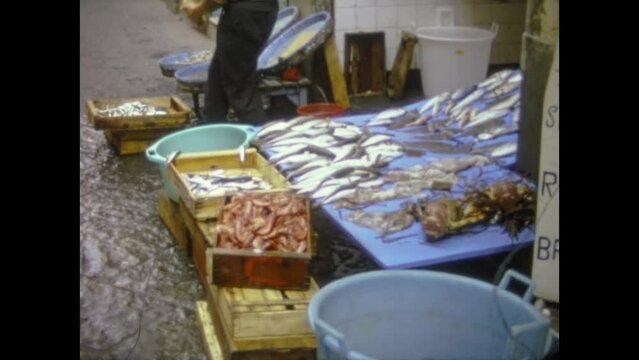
[216,192,309,253]
[410,179,535,241]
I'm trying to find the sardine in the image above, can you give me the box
[465,108,510,128]
[267,144,309,163]
[476,126,518,141]
[490,142,518,158]
[450,87,486,114]
[369,108,406,126]
[360,134,393,148]
[386,111,422,130]
[451,85,477,101]
[481,93,520,114]
[286,158,332,180]
[459,117,506,137]
[401,141,472,154]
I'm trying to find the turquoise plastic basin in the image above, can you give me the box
[145,124,257,201]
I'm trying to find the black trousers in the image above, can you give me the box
[204,1,277,125]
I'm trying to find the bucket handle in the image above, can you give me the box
[490,22,500,35]
[314,318,349,356]
[436,7,455,27]
[145,142,165,164]
[505,317,552,359]
[498,269,535,303]
[314,318,375,360]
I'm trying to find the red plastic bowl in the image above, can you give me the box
[297,103,344,117]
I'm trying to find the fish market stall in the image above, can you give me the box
[253,69,532,269]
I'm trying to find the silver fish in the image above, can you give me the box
[360,134,393,148]
[451,87,486,114]
[267,144,308,163]
[369,108,407,127]
[476,126,518,141]
[490,142,518,158]
[451,85,478,101]
[286,158,332,180]
[466,108,510,128]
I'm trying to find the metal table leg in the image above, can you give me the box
[192,92,201,119]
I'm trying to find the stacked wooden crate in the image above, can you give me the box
[85,96,191,155]
[158,148,318,360]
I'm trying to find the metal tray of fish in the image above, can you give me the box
[167,148,291,221]
[158,50,213,77]
[257,11,333,73]
[175,62,209,92]
[267,6,300,44]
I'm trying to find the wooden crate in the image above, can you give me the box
[210,279,319,339]
[167,148,290,221]
[178,199,215,288]
[158,191,191,254]
[178,194,315,291]
[103,126,184,155]
[196,300,316,360]
[86,96,191,130]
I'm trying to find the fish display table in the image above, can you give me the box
[317,100,533,269]
[257,70,534,269]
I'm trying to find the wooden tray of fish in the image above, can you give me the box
[86,96,191,130]
[176,190,316,291]
[168,148,290,221]
[197,298,316,360]
[211,191,313,290]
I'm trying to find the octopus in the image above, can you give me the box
[410,179,535,241]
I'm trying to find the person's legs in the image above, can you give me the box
[217,4,277,125]
[202,51,229,123]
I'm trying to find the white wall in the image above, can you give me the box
[334,0,527,71]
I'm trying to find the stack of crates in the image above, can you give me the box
[158,149,318,360]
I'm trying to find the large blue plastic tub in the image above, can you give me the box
[145,124,256,201]
[308,270,554,360]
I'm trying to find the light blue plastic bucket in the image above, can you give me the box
[308,270,554,360]
[145,124,257,201]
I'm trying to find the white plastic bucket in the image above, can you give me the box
[416,8,498,98]
[308,270,554,360]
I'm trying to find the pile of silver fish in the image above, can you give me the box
[175,50,213,65]
[182,170,272,197]
[254,116,405,205]
[96,101,168,117]
[368,69,521,158]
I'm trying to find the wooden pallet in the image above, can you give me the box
[196,300,316,360]
[210,279,319,339]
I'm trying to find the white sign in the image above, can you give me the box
[532,40,559,302]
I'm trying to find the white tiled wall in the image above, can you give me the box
[334,0,527,71]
